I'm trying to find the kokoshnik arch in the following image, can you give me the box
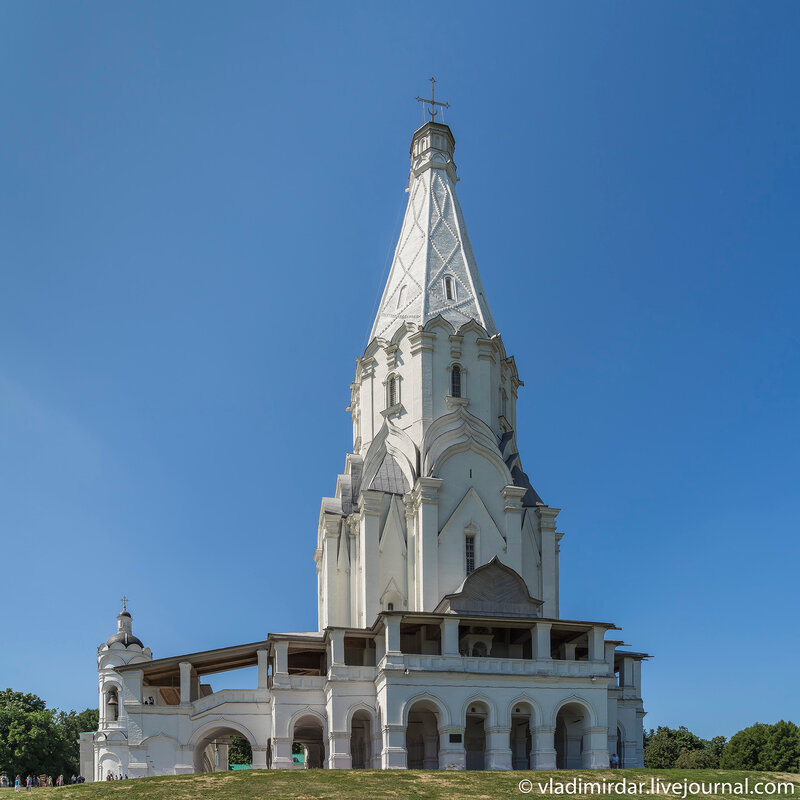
[80,111,649,779]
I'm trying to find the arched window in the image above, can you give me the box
[396,285,406,309]
[465,533,475,575]
[451,365,462,398]
[105,687,119,722]
[387,602,394,612]
[388,375,398,407]
[444,276,456,301]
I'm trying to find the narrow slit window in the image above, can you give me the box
[451,365,462,398]
[465,535,475,575]
[388,376,397,407]
[396,285,406,309]
[444,276,455,301]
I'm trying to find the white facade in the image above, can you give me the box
[84,119,647,779]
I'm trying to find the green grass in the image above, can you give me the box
[1,769,798,799]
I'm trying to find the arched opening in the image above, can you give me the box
[406,700,440,769]
[450,364,462,398]
[510,702,534,770]
[555,702,591,769]
[105,687,119,722]
[616,726,624,768]
[350,710,372,769]
[388,375,398,408]
[465,701,488,771]
[192,726,254,773]
[292,714,325,769]
[444,275,456,301]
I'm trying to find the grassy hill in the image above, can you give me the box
[2,769,798,799]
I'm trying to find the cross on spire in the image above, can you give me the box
[416,77,450,122]
[120,595,128,612]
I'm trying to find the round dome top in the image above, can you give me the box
[105,631,143,648]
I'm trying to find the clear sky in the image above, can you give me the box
[1,1,798,741]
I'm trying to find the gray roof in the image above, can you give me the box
[369,454,410,494]
[105,632,143,648]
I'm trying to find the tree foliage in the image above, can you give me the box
[0,689,98,779]
[644,726,706,769]
[721,721,800,772]
[227,735,252,766]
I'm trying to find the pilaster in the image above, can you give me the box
[359,489,384,626]
[410,477,443,611]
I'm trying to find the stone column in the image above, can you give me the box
[439,726,466,770]
[329,629,345,667]
[531,622,551,660]
[381,723,407,769]
[257,649,269,689]
[486,726,513,770]
[586,727,610,769]
[531,726,557,770]
[422,732,439,770]
[217,743,229,771]
[633,660,642,696]
[375,631,386,664]
[604,641,617,673]
[327,731,352,770]
[385,615,401,654]
[271,737,293,770]
[179,662,192,705]
[588,626,605,662]
[251,745,267,769]
[273,641,290,688]
[563,642,577,661]
[621,656,635,687]
[441,617,460,656]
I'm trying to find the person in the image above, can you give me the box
[14,775,21,793]
[25,775,32,792]
[610,752,619,769]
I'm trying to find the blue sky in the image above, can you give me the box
[1,2,798,740]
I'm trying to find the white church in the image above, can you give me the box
[81,110,648,780]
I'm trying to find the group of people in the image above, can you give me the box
[106,772,130,780]
[2,773,85,791]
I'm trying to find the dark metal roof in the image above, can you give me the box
[105,632,143,648]
[369,454,410,494]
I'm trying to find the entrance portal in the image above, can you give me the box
[292,715,325,769]
[406,701,440,769]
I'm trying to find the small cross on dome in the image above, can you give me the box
[120,595,129,612]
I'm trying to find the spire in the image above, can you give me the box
[369,119,497,342]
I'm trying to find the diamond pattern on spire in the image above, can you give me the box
[370,128,497,342]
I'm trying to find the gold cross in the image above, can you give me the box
[416,77,450,121]
[121,595,129,611]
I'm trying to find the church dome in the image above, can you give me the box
[105,600,144,648]
[105,631,143,648]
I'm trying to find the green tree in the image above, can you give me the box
[0,706,71,778]
[0,690,46,714]
[762,721,800,772]
[675,747,719,769]
[227,735,252,766]
[721,723,771,769]
[55,708,99,774]
[644,726,704,769]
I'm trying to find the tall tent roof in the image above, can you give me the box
[369,122,497,342]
